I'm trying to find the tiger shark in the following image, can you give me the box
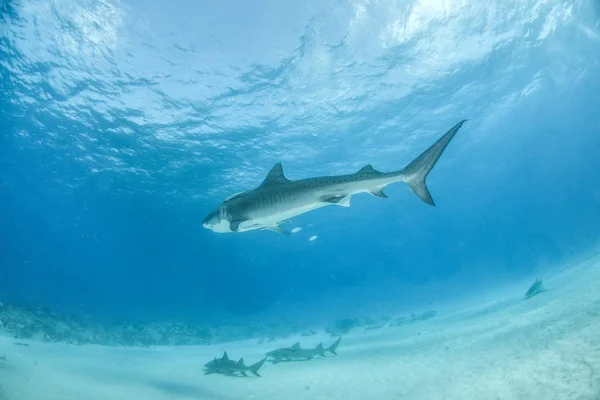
[203,120,466,234]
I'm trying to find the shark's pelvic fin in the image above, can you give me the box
[322,195,351,207]
[249,357,267,377]
[402,120,466,206]
[370,187,388,198]
[261,162,291,186]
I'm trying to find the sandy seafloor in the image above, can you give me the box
[1,253,600,400]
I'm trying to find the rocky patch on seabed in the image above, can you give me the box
[0,300,438,347]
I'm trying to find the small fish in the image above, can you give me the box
[0,355,6,361]
[308,235,318,242]
[291,227,302,233]
[203,121,467,234]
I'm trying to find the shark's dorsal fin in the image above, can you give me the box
[315,343,324,350]
[222,351,229,361]
[260,163,290,186]
[357,164,381,175]
[237,357,245,366]
[291,342,301,349]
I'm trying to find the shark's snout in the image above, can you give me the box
[202,207,233,233]
[202,210,219,229]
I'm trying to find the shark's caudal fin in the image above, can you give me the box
[402,120,466,206]
[327,337,342,355]
[248,357,267,377]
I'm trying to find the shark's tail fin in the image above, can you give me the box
[327,337,342,355]
[401,120,466,206]
[248,357,267,377]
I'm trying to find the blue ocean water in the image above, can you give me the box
[1,0,600,333]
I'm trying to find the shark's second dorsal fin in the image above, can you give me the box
[291,342,301,349]
[357,164,381,175]
[237,357,245,366]
[261,163,290,186]
[222,351,229,361]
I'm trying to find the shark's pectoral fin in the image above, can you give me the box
[370,188,388,198]
[321,195,351,207]
[230,219,248,232]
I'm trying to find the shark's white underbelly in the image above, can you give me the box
[239,201,330,231]
[237,182,393,232]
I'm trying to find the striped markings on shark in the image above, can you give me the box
[265,337,342,364]
[202,120,467,234]
[203,351,267,377]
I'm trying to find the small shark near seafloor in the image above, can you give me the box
[204,351,267,377]
[203,120,467,234]
[524,279,547,299]
[266,337,342,363]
